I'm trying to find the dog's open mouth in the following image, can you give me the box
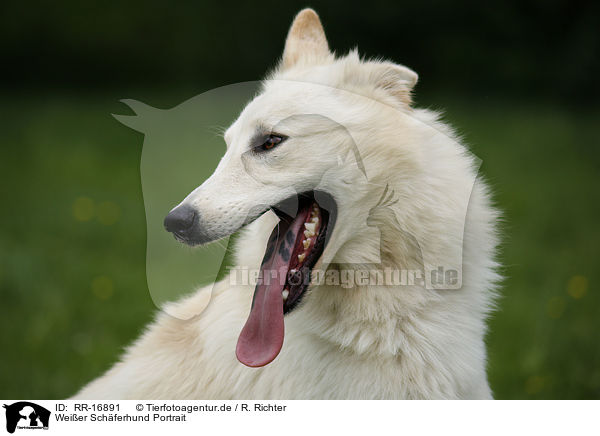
[236,191,335,367]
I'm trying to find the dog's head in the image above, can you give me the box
[164,9,421,367]
[164,8,418,245]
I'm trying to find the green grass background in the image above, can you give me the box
[0,90,598,399]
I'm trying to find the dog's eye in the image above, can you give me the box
[258,135,286,152]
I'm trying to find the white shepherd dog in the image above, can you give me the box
[75,8,500,399]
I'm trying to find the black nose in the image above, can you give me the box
[164,205,197,234]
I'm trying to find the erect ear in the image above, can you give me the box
[366,61,419,106]
[281,8,331,70]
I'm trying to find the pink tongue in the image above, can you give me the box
[236,211,307,367]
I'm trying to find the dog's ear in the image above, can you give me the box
[367,61,419,106]
[281,8,331,70]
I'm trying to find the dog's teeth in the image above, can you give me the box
[303,239,311,249]
[298,253,305,263]
[282,289,289,301]
[304,222,316,233]
[311,217,319,224]
[304,230,314,238]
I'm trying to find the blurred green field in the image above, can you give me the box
[0,91,598,399]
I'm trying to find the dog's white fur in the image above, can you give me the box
[75,9,500,399]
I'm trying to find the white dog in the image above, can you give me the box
[75,8,500,399]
